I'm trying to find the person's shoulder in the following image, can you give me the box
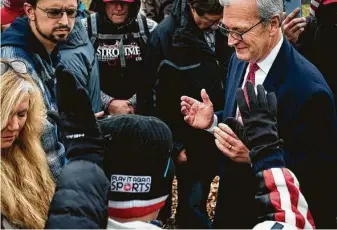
[1,46,36,71]
[281,47,334,103]
[278,40,325,85]
[152,15,175,36]
[1,45,28,58]
[290,48,329,90]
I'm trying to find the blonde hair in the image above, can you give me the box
[1,59,55,229]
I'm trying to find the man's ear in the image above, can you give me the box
[24,3,36,21]
[269,14,281,37]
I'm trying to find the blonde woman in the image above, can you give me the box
[1,59,55,229]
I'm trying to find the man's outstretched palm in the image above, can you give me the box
[180,89,214,129]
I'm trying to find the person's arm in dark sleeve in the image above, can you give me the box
[137,28,164,116]
[45,66,109,229]
[45,160,109,229]
[224,83,316,229]
[252,146,316,229]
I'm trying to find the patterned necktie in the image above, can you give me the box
[237,63,259,119]
[243,63,259,106]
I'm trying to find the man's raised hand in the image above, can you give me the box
[180,89,214,129]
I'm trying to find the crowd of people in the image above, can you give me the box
[1,0,336,229]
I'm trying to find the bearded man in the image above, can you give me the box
[1,0,80,179]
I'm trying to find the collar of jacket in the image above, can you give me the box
[1,17,60,67]
[171,0,213,54]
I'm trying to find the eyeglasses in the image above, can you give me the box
[217,19,265,41]
[0,61,28,75]
[36,6,79,19]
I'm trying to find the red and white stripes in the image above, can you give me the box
[263,168,316,229]
[108,195,168,219]
[310,0,337,16]
[310,0,322,16]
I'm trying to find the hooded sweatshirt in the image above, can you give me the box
[91,0,157,100]
[1,17,65,179]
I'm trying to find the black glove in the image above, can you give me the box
[48,65,105,166]
[225,82,283,161]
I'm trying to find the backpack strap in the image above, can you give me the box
[97,33,141,40]
[83,12,99,44]
[137,13,151,45]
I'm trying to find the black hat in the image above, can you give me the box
[98,114,174,219]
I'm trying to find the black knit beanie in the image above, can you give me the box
[98,114,174,219]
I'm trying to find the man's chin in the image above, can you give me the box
[53,34,69,43]
[235,49,250,61]
[111,15,127,25]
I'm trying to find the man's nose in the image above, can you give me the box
[58,11,69,25]
[7,116,20,131]
[227,34,240,47]
[116,4,123,11]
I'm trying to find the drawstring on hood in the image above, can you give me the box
[119,37,126,67]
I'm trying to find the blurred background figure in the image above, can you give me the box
[283,0,337,109]
[140,0,174,23]
[1,59,55,229]
[0,0,25,31]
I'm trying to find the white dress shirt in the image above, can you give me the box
[206,36,284,133]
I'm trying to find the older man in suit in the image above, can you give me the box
[180,0,337,228]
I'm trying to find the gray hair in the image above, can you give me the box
[219,0,283,25]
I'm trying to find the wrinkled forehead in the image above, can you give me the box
[36,0,78,8]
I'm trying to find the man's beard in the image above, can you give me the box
[34,17,71,44]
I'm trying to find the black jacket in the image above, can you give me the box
[296,3,337,108]
[45,159,109,229]
[141,0,233,169]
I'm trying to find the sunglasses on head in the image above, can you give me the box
[0,61,28,76]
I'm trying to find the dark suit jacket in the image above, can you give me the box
[213,38,337,229]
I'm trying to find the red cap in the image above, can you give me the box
[323,0,337,5]
[1,0,25,25]
[103,0,135,3]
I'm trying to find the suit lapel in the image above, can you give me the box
[224,38,291,120]
[263,38,290,93]
[225,57,247,119]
